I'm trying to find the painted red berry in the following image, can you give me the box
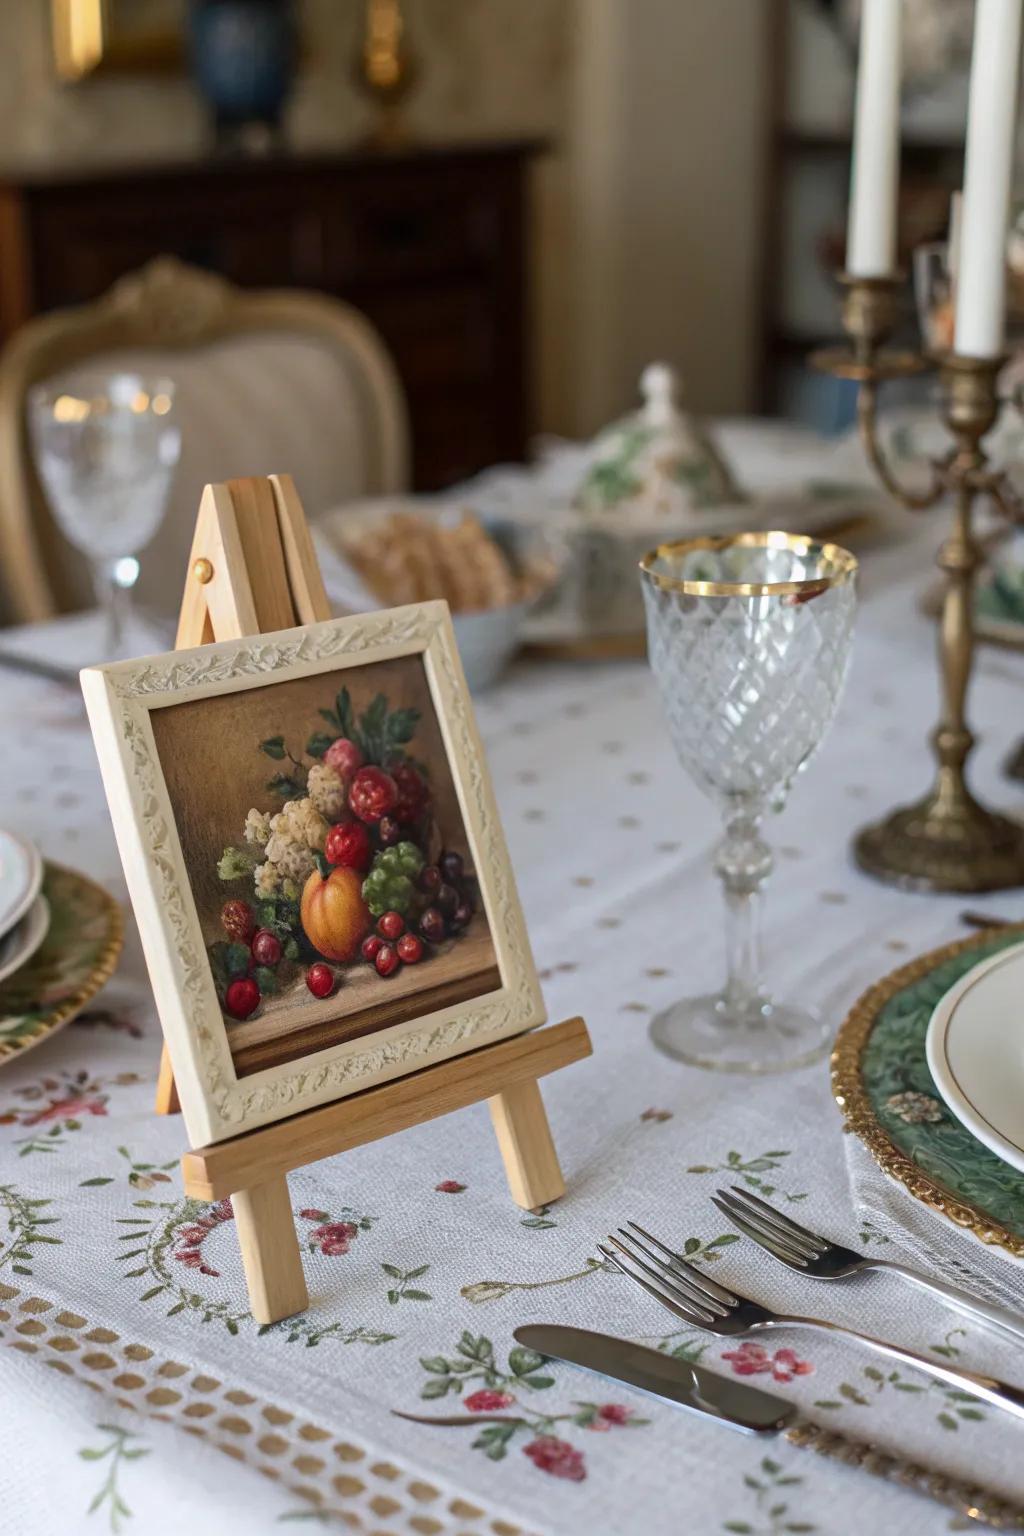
[225,977,260,1019]
[305,962,335,999]
[378,910,405,941]
[397,933,423,964]
[391,761,430,824]
[221,899,255,943]
[251,928,282,967]
[324,737,364,780]
[375,943,400,978]
[361,934,384,964]
[349,766,398,824]
[325,819,372,872]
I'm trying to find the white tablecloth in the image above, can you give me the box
[2,461,1024,1535]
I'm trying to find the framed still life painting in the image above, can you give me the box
[82,601,544,1147]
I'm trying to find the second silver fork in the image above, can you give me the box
[712,1184,1024,1348]
[601,1222,1024,1425]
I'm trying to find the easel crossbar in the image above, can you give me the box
[182,1017,590,1202]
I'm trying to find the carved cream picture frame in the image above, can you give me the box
[82,600,544,1148]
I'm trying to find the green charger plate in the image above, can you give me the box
[0,863,123,1065]
[833,926,1024,1258]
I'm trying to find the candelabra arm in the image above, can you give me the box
[988,473,1024,526]
[856,380,947,511]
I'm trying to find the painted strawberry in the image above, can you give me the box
[349,766,398,824]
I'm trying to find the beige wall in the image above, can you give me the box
[562,0,772,433]
[0,1,767,437]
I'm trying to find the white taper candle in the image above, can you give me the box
[954,0,1023,358]
[847,0,903,277]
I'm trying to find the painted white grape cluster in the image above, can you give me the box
[306,761,347,821]
[246,796,328,900]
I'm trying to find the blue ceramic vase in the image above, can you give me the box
[189,0,297,137]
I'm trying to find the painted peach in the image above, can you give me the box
[300,865,371,962]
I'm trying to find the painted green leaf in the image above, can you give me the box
[260,736,286,760]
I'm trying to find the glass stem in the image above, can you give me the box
[94,558,134,657]
[714,807,773,1019]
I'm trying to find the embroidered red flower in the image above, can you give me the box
[310,1220,358,1256]
[170,1198,234,1279]
[463,1389,515,1412]
[23,1094,107,1126]
[722,1341,812,1382]
[597,1403,633,1425]
[523,1436,586,1482]
[435,1180,467,1193]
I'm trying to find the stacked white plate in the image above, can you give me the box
[927,939,1024,1175]
[0,829,48,986]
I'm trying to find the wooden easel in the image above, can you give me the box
[157,475,592,1325]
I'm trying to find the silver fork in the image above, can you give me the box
[600,1222,1024,1425]
[711,1184,1024,1348]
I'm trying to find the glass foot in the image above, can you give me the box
[649,993,831,1075]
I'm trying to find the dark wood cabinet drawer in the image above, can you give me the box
[324,174,503,288]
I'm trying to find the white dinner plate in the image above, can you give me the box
[0,896,50,986]
[0,829,42,938]
[926,939,1024,1174]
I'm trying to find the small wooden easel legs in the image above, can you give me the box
[488,1080,566,1209]
[232,1181,309,1324]
[181,1017,591,1324]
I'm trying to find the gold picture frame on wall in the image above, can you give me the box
[51,0,184,81]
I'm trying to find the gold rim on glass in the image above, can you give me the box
[638,530,858,598]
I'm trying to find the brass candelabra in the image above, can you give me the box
[813,273,1024,893]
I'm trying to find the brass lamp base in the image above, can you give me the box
[855,788,1024,894]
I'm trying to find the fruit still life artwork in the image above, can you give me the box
[148,655,500,1078]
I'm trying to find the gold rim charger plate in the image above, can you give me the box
[0,863,123,1066]
[833,926,1024,1258]
[926,940,1024,1175]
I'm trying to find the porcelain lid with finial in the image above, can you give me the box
[574,362,745,523]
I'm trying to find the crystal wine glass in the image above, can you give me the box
[29,373,181,656]
[640,531,857,1073]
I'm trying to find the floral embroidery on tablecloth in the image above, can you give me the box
[0,1184,61,1276]
[115,1193,394,1345]
[0,1070,143,1157]
[722,1342,814,1384]
[812,1329,986,1433]
[684,1147,808,1202]
[721,1454,815,1534]
[78,1424,149,1533]
[396,1331,648,1480]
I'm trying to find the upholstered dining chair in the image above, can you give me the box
[0,257,409,625]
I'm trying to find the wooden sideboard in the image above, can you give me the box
[0,139,544,490]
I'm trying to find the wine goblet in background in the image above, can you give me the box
[29,374,181,656]
[640,531,857,1074]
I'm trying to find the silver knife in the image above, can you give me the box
[511,1325,1024,1530]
